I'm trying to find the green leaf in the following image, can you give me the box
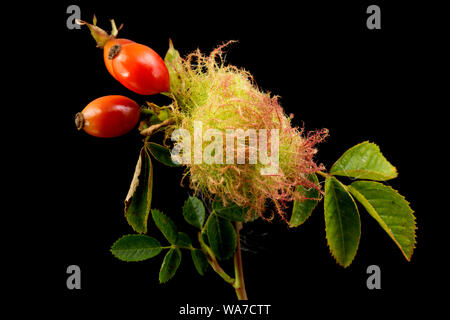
[212,200,247,222]
[151,209,178,245]
[149,114,162,126]
[182,196,206,228]
[191,249,209,276]
[330,141,397,181]
[157,109,170,121]
[164,39,181,66]
[147,142,180,167]
[164,39,182,93]
[206,213,237,261]
[176,232,192,248]
[290,173,320,227]
[124,148,153,233]
[324,177,361,267]
[348,181,416,261]
[159,248,182,283]
[111,235,162,262]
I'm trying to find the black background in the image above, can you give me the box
[20,0,445,317]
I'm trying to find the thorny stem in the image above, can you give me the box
[233,222,248,300]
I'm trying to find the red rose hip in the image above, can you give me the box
[78,19,170,95]
[106,40,170,95]
[75,95,140,138]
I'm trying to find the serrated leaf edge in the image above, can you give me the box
[324,177,361,268]
[330,141,398,181]
[191,249,208,276]
[182,196,206,228]
[330,169,397,181]
[289,173,320,227]
[159,248,182,284]
[151,208,179,245]
[348,181,417,261]
[207,213,236,261]
[110,234,162,262]
[212,201,247,222]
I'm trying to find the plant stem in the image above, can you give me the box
[198,232,235,285]
[140,118,175,136]
[197,224,248,300]
[208,256,235,285]
[233,222,248,300]
[316,171,331,178]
